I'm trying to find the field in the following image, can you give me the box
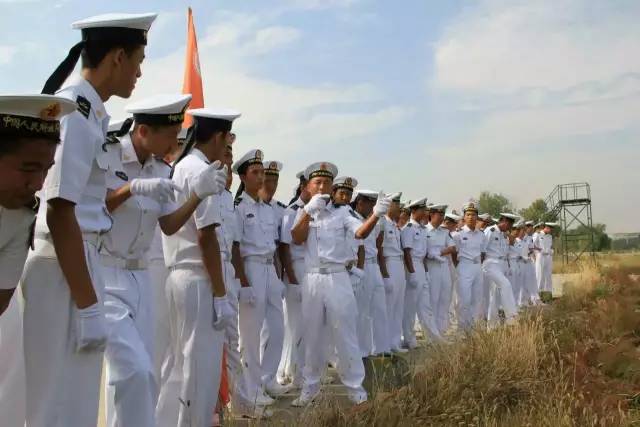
[230,254,640,426]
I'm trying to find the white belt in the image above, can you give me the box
[364,257,377,265]
[384,255,403,260]
[308,263,346,275]
[100,254,148,271]
[34,232,102,257]
[244,254,274,265]
[459,257,481,264]
[486,256,506,262]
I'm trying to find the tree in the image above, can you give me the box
[477,191,514,217]
[519,199,556,223]
[560,223,611,253]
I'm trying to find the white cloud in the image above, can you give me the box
[284,0,360,10]
[0,45,17,65]
[246,26,301,54]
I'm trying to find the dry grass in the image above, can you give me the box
[297,258,640,426]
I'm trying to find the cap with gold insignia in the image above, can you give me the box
[263,160,283,177]
[429,204,448,213]
[0,94,77,141]
[233,149,264,174]
[304,162,338,180]
[333,176,358,191]
[463,199,479,213]
[408,197,427,209]
[187,108,241,134]
[126,94,192,126]
[386,192,402,203]
[42,13,157,95]
[499,212,520,222]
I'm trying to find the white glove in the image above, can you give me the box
[383,277,393,294]
[349,267,365,292]
[373,191,392,218]
[304,194,329,216]
[130,178,180,203]
[192,160,228,199]
[407,271,420,289]
[212,296,234,330]
[428,251,448,263]
[75,303,107,353]
[239,286,256,306]
[290,284,303,303]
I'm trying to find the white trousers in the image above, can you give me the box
[426,260,453,335]
[384,257,406,350]
[455,260,484,330]
[0,289,26,427]
[520,261,541,305]
[103,265,156,427]
[506,260,522,307]
[402,258,423,346]
[277,258,306,386]
[356,261,390,356]
[156,266,224,427]
[301,270,366,401]
[483,260,518,327]
[416,263,441,340]
[238,260,283,400]
[536,254,553,293]
[21,238,105,427]
[148,259,170,387]
[258,262,285,391]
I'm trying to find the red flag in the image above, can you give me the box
[182,7,204,128]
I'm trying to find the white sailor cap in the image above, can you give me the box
[333,176,358,191]
[72,13,157,32]
[296,170,305,180]
[514,220,525,229]
[499,212,520,222]
[408,198,427,209]
[400,200,411,209]
[126,94,192,126]
[445,212,461,222]
[429,204,448,213]
[354,189,378,200]
[177,127,189,141]
[232,149,264,174]
[387,192,402,202]
[187,108,241,133]
[304,162,338,180]
[263,160,283,176]
[0,94,77,141]
[524,220,534,226]
[544,222,559,228]
[534,222,543,228]
[463,199,479,213]
[478,213,492,222]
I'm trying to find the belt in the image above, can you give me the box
[384,255,403,260]
[542,252,551,256]
[100,254,148,271]
[364,257,378,265]
[308,264,346,275]
[244,254,274,265]
[486,256,506,261]
[459,257,481,264]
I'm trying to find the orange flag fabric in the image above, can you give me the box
[182,7,204,128]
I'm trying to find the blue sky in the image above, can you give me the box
[1,0,638,232]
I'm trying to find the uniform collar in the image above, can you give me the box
[462,224,477,232]
[294,198,305,207]
[409,218,422,227]
[191,147,210,164]
[74,77,109,123]
[241,191,261,205]
[120,134,139,165]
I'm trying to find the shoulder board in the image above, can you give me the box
[234,197,243,206]
[490,226,497,232]
[277,201,286,208]
[406,223,413,227]
[291,204,301,211]
[348,208,359,219]
[76,95,91,119]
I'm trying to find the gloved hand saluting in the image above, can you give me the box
[130,178,181,204]
[192,160,228,199]
[304,194,329,216]
[373,191,392,218]
[75,303,107,353]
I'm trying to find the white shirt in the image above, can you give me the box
[280,199,306,261]
[215,189,238,259]
[0,206,35,289]
[522,234,535,260]
[36,77,116,235]
[295,202,362,267]
[101,135,177,260]
[425,222,454,262]
[264,198,286,241]
[508,238,523,260]
[533,231,553,255]
[484,225,508,261]
[235,192,278,258]
[400,218,427,259]
[148,226,164,263]
[452,224,486,261]
[381,216,403,258]
[354,210,381,260]
[163,148,221,267]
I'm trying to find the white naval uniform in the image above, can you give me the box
[482,225,518,326]
[235,192,283,401]
[21,77,115,427]
[102,135,177,427]
[148,226,170,387]
[294,203,367,403]
[380,215,406,351]
[520,234,541,305]
[425,223,454,335]
[277,199,306,387]
[0,205,36,427]
[452,225,486,329]
[507,239,524,307]
[259,198,286,390]
[156,148,224,427]
[534,231,553,294]
[353,210,389,356]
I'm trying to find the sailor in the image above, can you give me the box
[0,95,76,427]
[156,108,238,427]
[20,13,157,427]
[289,162,391,406]
[534,222,556,298]
[507,222,525,307]
[520,221,542,306]
[378,192,408,353]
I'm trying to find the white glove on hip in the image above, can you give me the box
[407,271,420,289]
[192,161,228,199]
[212,296,234,330]
[75,303,107,353]
[130,178,180,204]
[383,277,393,294]
[304,194,329,216]
[349,266,365,292]
[239,286,256,306]
[373,191,392,218]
